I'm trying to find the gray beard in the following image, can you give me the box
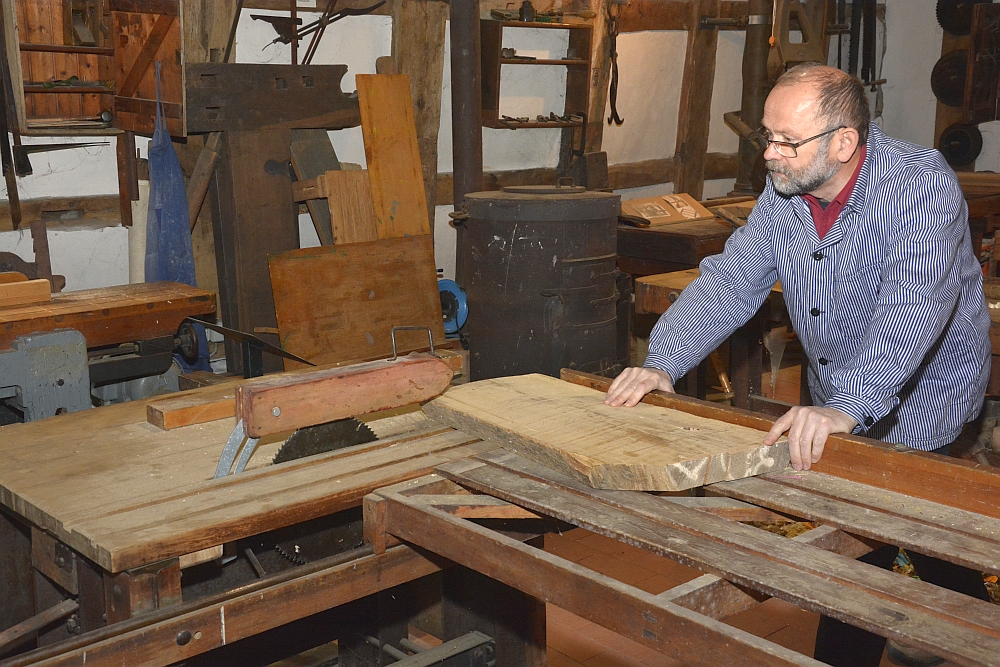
[766,141,840,197]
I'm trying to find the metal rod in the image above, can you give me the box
[449,0,484,288]
[18,43,113,55]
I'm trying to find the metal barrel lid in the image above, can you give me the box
[465,186,620,222]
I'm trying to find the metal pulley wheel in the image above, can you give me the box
[939,123,983,166]
[937,0,992,36]
[931,50,969,107]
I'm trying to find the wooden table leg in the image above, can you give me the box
[730,309,764,410]
[104,559,182,624]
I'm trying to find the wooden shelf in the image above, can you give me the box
[482,18,593,130]
[487,119,584,129]
[19,43,114,56]
[495,20,592,30]
[499,58,590,66]
[23,84,114,94]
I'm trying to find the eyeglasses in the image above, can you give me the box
[755,126,846,158]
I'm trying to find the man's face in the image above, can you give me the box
[761,85,840,197]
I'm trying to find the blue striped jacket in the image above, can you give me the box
[645,124,991,450]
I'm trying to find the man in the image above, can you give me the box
[606,63,992,666]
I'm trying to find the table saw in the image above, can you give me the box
[0,361,998,667]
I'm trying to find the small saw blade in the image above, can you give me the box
[273,417,378,464]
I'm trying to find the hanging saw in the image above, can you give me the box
[214,330,454,478]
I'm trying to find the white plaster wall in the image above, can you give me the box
[0,225,129,291]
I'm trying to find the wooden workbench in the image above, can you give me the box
[617,218,734,277]
[364,371,1000,667]
[0,282,216,350]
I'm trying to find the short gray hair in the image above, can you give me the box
[775,63,871,145]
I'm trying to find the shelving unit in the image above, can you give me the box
[480,19,593,130]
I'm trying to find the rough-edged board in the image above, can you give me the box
[356,74,431,238]
[0,278,49,308]
[422,374,789,491]
[268,235,445,371]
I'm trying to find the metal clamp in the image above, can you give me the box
[390,326,435,361]
[214,419,262,478]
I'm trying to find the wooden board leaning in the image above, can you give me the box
[422,374,789,491]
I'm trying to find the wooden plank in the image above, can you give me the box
[0,546,440,667]
[146,390,236,430]
[356,74,431,238]
[437,454,1000,663]
[268,235,446,371]
[0,282,215,350]
[558,369,1000,522]
[391,0,448,231]
[672,0,720,200]
[236,354,453,438]
[0,278,49,308]
[112,9,183,137]
[423,374,789,491]
[323,170,378,244]
[378,477,821,667]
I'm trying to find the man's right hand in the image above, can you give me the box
[604,367,674,407]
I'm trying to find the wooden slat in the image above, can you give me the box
[378,476,822,667]
[356,74,431,238]
[0,282,215,350]
[712,475,1000,573]
[146,389,236,430]
[423,374,790,491]
[560,369,1000,522]
[0,278,50,308]
[268,235,446,371]
[116,13,173,100]
[437,453,1000,664]
[289,129,340,246]
[0,599,79,653]
[323,170,378,244]
[236,355,453,438]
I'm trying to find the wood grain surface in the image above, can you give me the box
[0,278,50,308]
[237,354,453,437]
[0,383,487,572]
[357,74,431,238]
[268,235,445,370]
[423,374,789,491]
[0,282,215,350]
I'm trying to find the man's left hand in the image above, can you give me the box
[763,406,858,471]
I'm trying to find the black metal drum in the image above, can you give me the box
[462,186,621,381]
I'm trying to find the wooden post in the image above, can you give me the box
[392,0,449,239]
[673,0,721,200]
[104,559,182,624]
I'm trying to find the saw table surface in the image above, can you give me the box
[0,384,488,573]
[0,281,216,350]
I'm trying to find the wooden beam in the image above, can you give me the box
[673,0,721,199]
[560,369,1000,522]
[432,152,738,206]
[379,477,820,667]
[391,0,448,232]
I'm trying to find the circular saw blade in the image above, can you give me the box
[932,50,969,107]
[937,0,991,36]
[273,417,378,464]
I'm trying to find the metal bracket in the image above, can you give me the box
[390,326,435,360]
[214,419,262,478]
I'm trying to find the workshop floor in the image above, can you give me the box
[543,528,960,667]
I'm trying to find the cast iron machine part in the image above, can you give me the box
[937,0,994,36]
[939,122,984,166]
